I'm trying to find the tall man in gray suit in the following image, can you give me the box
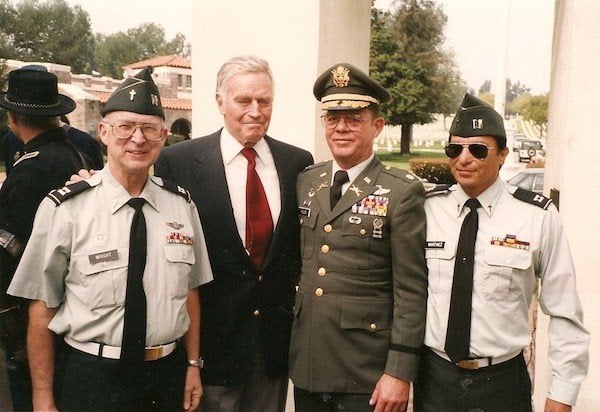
[155,55,313,412]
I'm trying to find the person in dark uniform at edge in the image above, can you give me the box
[413,94,589,411]
[289,63,427,412]
[0,65,87,411]
[3,111,104,174]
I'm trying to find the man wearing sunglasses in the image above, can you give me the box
[414,94,589,411]
[289,63,427,411]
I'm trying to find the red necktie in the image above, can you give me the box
[241,148,273,270]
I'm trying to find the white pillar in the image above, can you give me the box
[191,0,372,161]
[534,0,600,409]
[493,0,509,117]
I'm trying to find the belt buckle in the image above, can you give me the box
[144,346,164,361]
[457,359,480,370]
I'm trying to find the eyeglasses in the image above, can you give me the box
[444,143,497,159]
[103,120,164,141]
[321,113,373,129]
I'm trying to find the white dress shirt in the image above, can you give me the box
[331,154,374,195]
[220,129,281,250]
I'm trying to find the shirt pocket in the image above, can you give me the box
[340,299,392,332]
[76,247,129,309]
[425,241,457,294]
[483,246,532,301]
[163,244,195,299]
[300,210,318,259]
[340,215,389,269]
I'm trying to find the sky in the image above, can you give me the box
[62,0,554,94]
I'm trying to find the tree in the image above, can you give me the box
[4,0,94,73]
[477,78,532,114]
[370,0,466,154]
[478,79,491,95]
[522,94,548,137]
[93,23,189,78]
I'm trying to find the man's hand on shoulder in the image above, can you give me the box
[369,374,410,412]
[545,398,572,412]
[66,169,95,185]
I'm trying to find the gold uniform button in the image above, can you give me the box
[359,228,367,236]
[317,267,326,276]
[370,323,377,330]
[324,224,333,233]
[321,245,330,253]
[315,288,324,297]
[253,310,261,317]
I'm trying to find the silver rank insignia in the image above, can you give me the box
[352,195,389,216]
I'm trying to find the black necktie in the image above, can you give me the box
[121,198,147,366]
[330,170,349,210]
[445,198,481,363]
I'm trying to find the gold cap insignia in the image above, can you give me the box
[331,66,350,88]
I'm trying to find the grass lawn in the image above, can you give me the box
[376,147,447,171]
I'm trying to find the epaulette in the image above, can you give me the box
[13,151,39,167]
[512,187,553,210]
[301,161,326,173]
[151,176,192,203]
[46,180,93,206]
[381,165,418,183]
[425,184,453,197]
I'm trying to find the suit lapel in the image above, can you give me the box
[329,158,383,221]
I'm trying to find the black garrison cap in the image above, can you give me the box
[313,63,390,111]
[449,93,506,148]
[101,67,165,119]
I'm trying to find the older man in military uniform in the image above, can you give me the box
[0,65,87,411]
[289,63,427,411]
[8,67,213,411]
[413,94,589,411]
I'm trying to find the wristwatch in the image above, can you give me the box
[188,358,204,368]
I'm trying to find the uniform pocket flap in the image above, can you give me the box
[76,247,128,275]
[485,246,531,270]
[425,241,456,260]
[163,244,196,265]
[340,300,392,331]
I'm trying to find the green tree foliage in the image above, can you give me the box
[93,23,189,78]
[477,78,532,114]
[1,0,94,73]
[370,0,466,155]
[522,94,548,137]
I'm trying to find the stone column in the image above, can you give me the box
[191,0,371,161]
[534,0,600,409]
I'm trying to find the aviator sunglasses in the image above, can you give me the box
[444,142,496,159]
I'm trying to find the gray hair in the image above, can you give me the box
[216,55,274,94]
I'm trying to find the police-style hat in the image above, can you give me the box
[101,67,165,119]
[0,65,76,116]
[449,93,506,147]
[313,63,390,111]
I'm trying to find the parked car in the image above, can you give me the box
[518,140,544,163]
[507,168,544,194]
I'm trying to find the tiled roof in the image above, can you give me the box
[90,91,191,111]
[124,55,191,69]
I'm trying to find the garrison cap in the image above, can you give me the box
[449,93,506,147]
[313,63,390,111]
[101,67,165,119]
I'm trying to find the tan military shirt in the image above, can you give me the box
[8,168,213,346]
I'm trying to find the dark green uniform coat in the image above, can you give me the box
[289,157,427,393]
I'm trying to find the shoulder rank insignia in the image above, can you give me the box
[425,184,453,197]
[153,177,192,203]
[301,161,326,173]
[512,187,552,210]
[12,151,40,167]
[47,181,93,206]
